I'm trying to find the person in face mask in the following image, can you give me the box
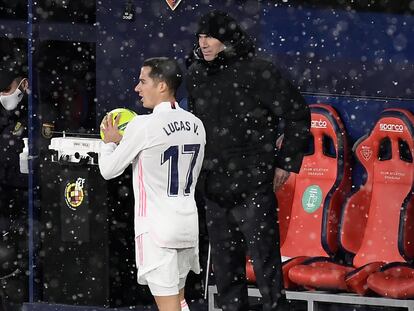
[0,58,29,308]
[0,75,29,111]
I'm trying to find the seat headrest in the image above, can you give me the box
[354,109,414,167]
[308,104,348,159]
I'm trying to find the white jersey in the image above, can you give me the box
[99,102,206,248]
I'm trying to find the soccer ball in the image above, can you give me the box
[100,108,138,140]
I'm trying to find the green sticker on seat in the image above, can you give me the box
[302,185,323,213]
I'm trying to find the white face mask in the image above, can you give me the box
[0,79,26,111]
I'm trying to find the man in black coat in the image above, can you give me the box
[0,40,29,307]
[186,10,311,311]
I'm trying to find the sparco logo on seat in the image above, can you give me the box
[379,123,404,133]
[311,119,327,129]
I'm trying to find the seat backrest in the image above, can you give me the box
[278,104,351,258]
[339,133,376,257]
[341,109,414,268]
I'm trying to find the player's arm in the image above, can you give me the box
[99,117,147,180]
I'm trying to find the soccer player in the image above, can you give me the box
[99,57,206,311]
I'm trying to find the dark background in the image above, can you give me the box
[1,0,413,140]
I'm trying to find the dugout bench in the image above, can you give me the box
[209,108,414,311]
[208,286,414,311]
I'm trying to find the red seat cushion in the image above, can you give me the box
[282,256,309,289]
[367,264,414,299]
[288,258,353,291]
[345,261,385,295]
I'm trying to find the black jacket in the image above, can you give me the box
[186,34,310,197]
[0,101,27,188]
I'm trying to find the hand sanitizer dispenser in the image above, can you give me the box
[19,137,29,174]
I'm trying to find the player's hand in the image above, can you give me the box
[101,113,122,144]
[273,167,290,192]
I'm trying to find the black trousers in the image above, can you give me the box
[0,184,28,307]
[205,185,286,311]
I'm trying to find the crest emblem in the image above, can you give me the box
[64,178,86,210]
[360,146,372,161]
[12,122,23,136]
[166,0,182,10]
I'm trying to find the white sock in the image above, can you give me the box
[181,299,190,311]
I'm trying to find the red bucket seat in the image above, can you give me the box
[246,104,352,289]
[289,108,414,296]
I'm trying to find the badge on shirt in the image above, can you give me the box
[12,121,24,136]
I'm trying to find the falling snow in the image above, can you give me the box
[1,1,414,310]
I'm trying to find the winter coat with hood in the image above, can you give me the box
[186,11,310,199]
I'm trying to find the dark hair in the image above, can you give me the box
[0,69,18,92]
[0,77,25,93]
[142,57,182,95]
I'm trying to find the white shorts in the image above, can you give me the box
[135,233,200,296]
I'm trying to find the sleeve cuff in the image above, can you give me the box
[100,141,117,153]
